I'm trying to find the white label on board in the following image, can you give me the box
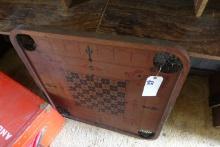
[142,76,163,96]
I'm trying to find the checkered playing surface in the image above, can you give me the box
[66,72,127,115]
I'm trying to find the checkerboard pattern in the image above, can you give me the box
[65,72,127,115]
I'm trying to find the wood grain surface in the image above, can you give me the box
[0,0,219,59]
[10,28,190,139]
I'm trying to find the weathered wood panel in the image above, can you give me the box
[0,0,219,59]
[0,0,106,32]
[99,0,220,58]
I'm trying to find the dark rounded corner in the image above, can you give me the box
[16,34,36,51]
[138,129,155,139]
[153,51,183,73]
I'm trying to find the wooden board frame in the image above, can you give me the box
[10,26,190,139]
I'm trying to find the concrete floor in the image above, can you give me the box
[1,48,220,147]
[51,76,220,147]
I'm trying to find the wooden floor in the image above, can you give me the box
[0,0,219,59]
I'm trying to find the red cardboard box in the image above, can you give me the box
[0,72,64,147]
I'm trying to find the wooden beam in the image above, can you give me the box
[0,0,219,60]
[194,0,209,17]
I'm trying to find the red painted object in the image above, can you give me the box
[0,72,64,147]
